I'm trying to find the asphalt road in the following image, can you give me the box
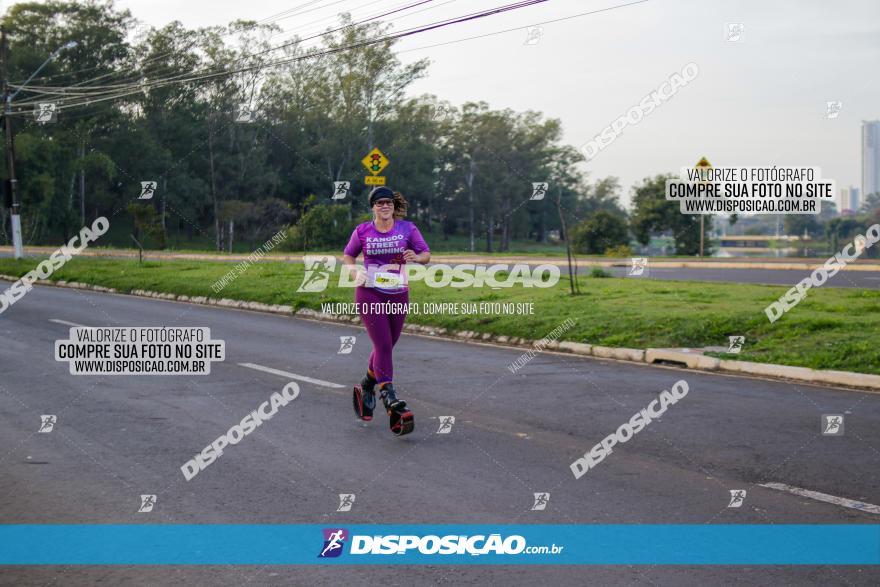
[1,281,878,585]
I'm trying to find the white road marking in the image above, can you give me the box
[238,362,344,389]
[49,319,87,327]
[760,482,880,515]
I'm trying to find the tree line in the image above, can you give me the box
[0,0,632,254]
[3,1,875,257]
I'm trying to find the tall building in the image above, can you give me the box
[838,186,860,215]
[863,120,880,206]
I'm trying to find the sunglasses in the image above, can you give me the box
[373,200,394,207]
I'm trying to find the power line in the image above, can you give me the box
[396,0,650,54]
[8,0,647,117]
[11,0,429,91]
[7,0,441,108]
[8,1,543,112]
[10,0,332,86]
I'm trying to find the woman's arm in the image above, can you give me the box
[404,224,431,264]
[402,250,430,264]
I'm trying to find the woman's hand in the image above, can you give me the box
[342,254,367,286]
[353,268,367,287]
[403,249,429,264]
[346,264,367,286]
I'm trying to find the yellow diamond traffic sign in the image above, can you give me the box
[694,156,712,182]
[362,148,389,176]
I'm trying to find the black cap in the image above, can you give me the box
[368,186,394,206]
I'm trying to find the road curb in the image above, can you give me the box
[5,273,878,392]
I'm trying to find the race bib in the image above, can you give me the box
[372,271,403,289]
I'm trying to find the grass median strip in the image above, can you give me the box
[1,256,878,375]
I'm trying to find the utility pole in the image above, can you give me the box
[1,27,23,258]
[699,215,704,260]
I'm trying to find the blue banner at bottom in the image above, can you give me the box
[0,525,878,565]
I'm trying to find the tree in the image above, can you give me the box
[286,198,360,251]
[860,193,880,215]
[127,202,165,248]
[825,217,861,253]
[784,214,820,238]
[3,0,133,243]
[0,2,598,254]
[571,211,629,254]
[630,175,711,255]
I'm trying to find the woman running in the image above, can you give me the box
[343,186,430,433]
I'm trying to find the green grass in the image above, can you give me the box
[1,256,878,374]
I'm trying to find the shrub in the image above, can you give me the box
[570,210,629,254]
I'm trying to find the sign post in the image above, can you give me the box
[694,156,712,259]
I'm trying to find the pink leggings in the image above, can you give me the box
[355,287,409,384]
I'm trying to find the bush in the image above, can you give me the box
[603,244,633,257]
[283,202,360,251]
[589,266,611,278]
[570,210,629,254]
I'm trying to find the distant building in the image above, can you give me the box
[863,120,880,205]
[838,186,859,215]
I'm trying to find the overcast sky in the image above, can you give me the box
[111,0,880,209]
